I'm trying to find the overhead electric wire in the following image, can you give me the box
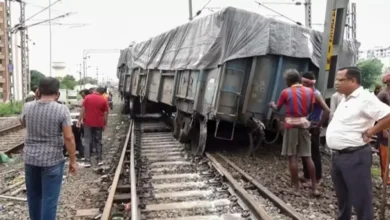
[25,12,76,29]
[254,1,302,26]
[194,0,213,18]
[24,0,62,23]
[24,0,66,14]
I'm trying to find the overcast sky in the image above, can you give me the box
[8,0,389,81]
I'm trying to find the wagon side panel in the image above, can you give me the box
[147,70,160,102]
[160,71,176,106]
[214,58,252,122]
[199,68,220,116]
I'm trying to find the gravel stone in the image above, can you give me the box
[0,96,129,219]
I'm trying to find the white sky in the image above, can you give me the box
[8,0,389,81]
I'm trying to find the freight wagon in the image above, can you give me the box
[117,7,357,156]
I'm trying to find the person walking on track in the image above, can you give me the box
[269,69,319,196]
[300,71,330,186]
[78,87,109,167]
[20,77,77,220]
[327,66,390,220]
[376,73,390,185]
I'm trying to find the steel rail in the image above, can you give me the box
[206,152,273,220]
[217,153,308,220]
[3,142,24,156]
[0,124,23,136]
[130,121,138,220]
[101,120,132,220]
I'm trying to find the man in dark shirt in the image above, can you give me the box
[377,74,390,184]
[78,87,109,167]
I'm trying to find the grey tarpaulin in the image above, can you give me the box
[117,6,358,79]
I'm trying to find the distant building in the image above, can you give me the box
[359,46,390,60]
[358,46,390,72]
[0,2,12,103]
[52,62,67,78]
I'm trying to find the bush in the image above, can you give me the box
[0,102,23,117]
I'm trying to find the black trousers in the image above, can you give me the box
[302,131,322,180]
[331,146,373,220]
[63,123,84,158]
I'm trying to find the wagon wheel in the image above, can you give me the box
[178,118,191,143]
[129,98,135,119]
[247,119,265,157]
[190,119,208,156]
[173,112,182,139]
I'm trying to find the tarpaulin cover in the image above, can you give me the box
[117,7,358,78]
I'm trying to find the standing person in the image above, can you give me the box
[25,88,37,103]
[327,66,390,220]
[102,87,109,102]
[376,73,390,184]
[269,69,319,195]
[78,87,109,167]
[374,84,382,96]
[20,77,77,220]
[300,72,330,186]
[79,89,89,99]
[329,91,343,122]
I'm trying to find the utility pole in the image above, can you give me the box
[96,67,98,85]
[304,0,312,28]
[351,3,357,40]
[188,0,193,21]
[49,0,52,76]
[78,63,82,86]
[351,3,357,63]
[317,0,349,99]
[346,5,351,39]
[5,0,14,101]
[20,1,29,99]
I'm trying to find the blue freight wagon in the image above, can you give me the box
[117,7,357,155]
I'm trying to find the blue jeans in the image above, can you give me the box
[25,161,64,220]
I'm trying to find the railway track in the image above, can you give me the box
[102,117,309,220]
[0,124,24,155]
[0,124,23,137]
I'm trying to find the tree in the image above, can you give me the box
[357,58,384,89]
[59,75,77,90]
[30,70,45,91]
[78,77,97,85]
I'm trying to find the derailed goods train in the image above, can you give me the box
[117,7,357,155]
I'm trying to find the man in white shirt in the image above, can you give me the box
[326,66,390,220]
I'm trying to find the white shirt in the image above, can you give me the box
[326,87,390,150]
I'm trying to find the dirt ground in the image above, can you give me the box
[0,100,130,220]
[218,143,390,220]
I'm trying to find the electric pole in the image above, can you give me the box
[20,1,29,99]
[304,0,312,28]
[351,3,357,63]
[351,3,356,40]
[346,5,351,39]
[96,67,98,85]
[5,0,15,101]
[188,0,193,21]
[49,0,52,76]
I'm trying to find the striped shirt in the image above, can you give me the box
[277,84,315,128]
[21,100,72,167]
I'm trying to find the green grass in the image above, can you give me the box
[372,167,382,178]
[0,102,23,117]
